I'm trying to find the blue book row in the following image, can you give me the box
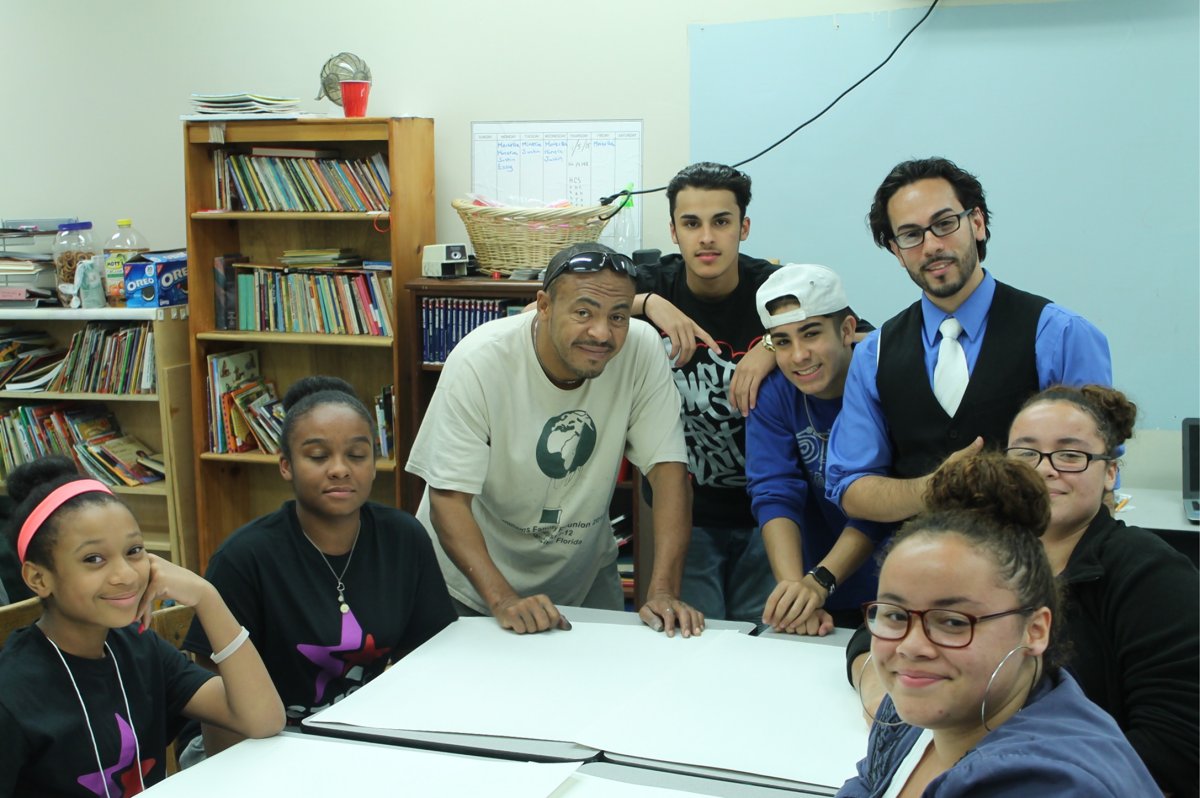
[421,297,518,364]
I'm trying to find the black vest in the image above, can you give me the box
[877,281,1050,478]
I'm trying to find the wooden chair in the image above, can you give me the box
[0,597,42,650]
[150,602,196,776]
[150,603,195,650]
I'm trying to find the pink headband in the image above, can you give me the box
[17,480,114,563]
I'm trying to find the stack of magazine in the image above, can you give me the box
[188,92,300,117]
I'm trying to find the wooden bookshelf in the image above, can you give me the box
[0,307,197,567]
[403,277,644,603]
[185,118,435,569]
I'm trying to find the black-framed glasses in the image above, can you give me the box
[862,601,1033,649]
[1004,447,1115,473]
[891,207,976,250]
[542,251,637,290]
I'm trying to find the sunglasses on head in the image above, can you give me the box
[542,250,637,290]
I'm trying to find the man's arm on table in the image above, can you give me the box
[638,461,704,638]
[428,487,569,634]
[760,517,834,636]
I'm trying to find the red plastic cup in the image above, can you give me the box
[340,80,370,118]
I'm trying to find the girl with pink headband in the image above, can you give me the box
[0,456,284,797]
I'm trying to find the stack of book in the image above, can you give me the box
[213,147,391,212]
[0,402,163,487]
[206,349,282,455]
[375,384,395,459]
[0,328,68,391]
[48,322,156,395]
[231,263,393,337]
[420,297,519,364]
[189,93,300,115]
[204,349,394,458]
[279,248,362,268]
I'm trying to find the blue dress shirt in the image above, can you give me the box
[826,271,1112,509]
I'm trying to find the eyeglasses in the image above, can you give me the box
[862,601,1033,649]
[1004,447,1115,473]
[891,207,976,250]
[542,250,637,290]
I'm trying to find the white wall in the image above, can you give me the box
[1,0,1180,480]
[1,0,1005,253]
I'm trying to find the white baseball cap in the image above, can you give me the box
[755,263,849,330]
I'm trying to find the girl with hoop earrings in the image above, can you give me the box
[837,453,1156,797]
[0,456,283,797]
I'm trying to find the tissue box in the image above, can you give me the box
[124,250,188,307]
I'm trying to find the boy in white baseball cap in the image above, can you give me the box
[745,264,889,634]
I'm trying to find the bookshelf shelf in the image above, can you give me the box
[196,331,394,347]
[186,117,434,568]
[0,308,164,322]
[0,391,159,402]
[110,483,170,497]
[0,316,197,568]
[199,451,397,473]
[191,211,389,222]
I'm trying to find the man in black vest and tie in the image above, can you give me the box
[825,157,1112,523]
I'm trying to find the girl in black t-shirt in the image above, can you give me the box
[185,376,454,754]
[0,456,283,798]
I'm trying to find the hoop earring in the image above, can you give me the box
[980,645,1037,731]
[857,653,905,728]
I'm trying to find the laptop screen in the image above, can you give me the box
[1185,418,1199,498]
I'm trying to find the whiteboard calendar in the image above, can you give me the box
[471,120,643,251]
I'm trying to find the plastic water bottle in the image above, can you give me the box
[610,184,637,257]
[103,219,149,306]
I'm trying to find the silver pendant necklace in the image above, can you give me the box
[302,521,361,614]
[802,394,831,442]
[44,631,145,798]
[803,394,830,474]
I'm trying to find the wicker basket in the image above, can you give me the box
[452,199,614,275]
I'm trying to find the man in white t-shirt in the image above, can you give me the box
[407,244,703,636]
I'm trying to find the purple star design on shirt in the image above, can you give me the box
[77,712,148,797]
[297,609,365,703]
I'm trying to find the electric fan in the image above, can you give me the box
[315,52,372,106]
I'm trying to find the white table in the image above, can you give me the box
[1117,486,1198,566]
[1117,486,1198,533]
[300,607,755,763]
[143,733,816,796]
[303,611,866,794]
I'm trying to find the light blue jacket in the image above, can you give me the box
[837,670,1159,797]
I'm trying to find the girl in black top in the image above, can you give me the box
[185,376,454,754]
[0,456,282,797]
[1006,384,1198,796]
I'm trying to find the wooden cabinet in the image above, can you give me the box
[0,307,197,567]
[184,118,434,568]
[404,278,644,604]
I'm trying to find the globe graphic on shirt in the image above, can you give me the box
[536,410,597,478]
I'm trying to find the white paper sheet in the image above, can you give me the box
[142,734,580,797]
[309,618,867,788]
[553,772,712,797]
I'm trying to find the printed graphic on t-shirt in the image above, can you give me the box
[535,410,597,525]
[794,427,827,489]
[668,339,747,489]
[296,608,391,712]
[76,712,154,797]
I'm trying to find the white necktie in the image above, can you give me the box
[933,317,969,416]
